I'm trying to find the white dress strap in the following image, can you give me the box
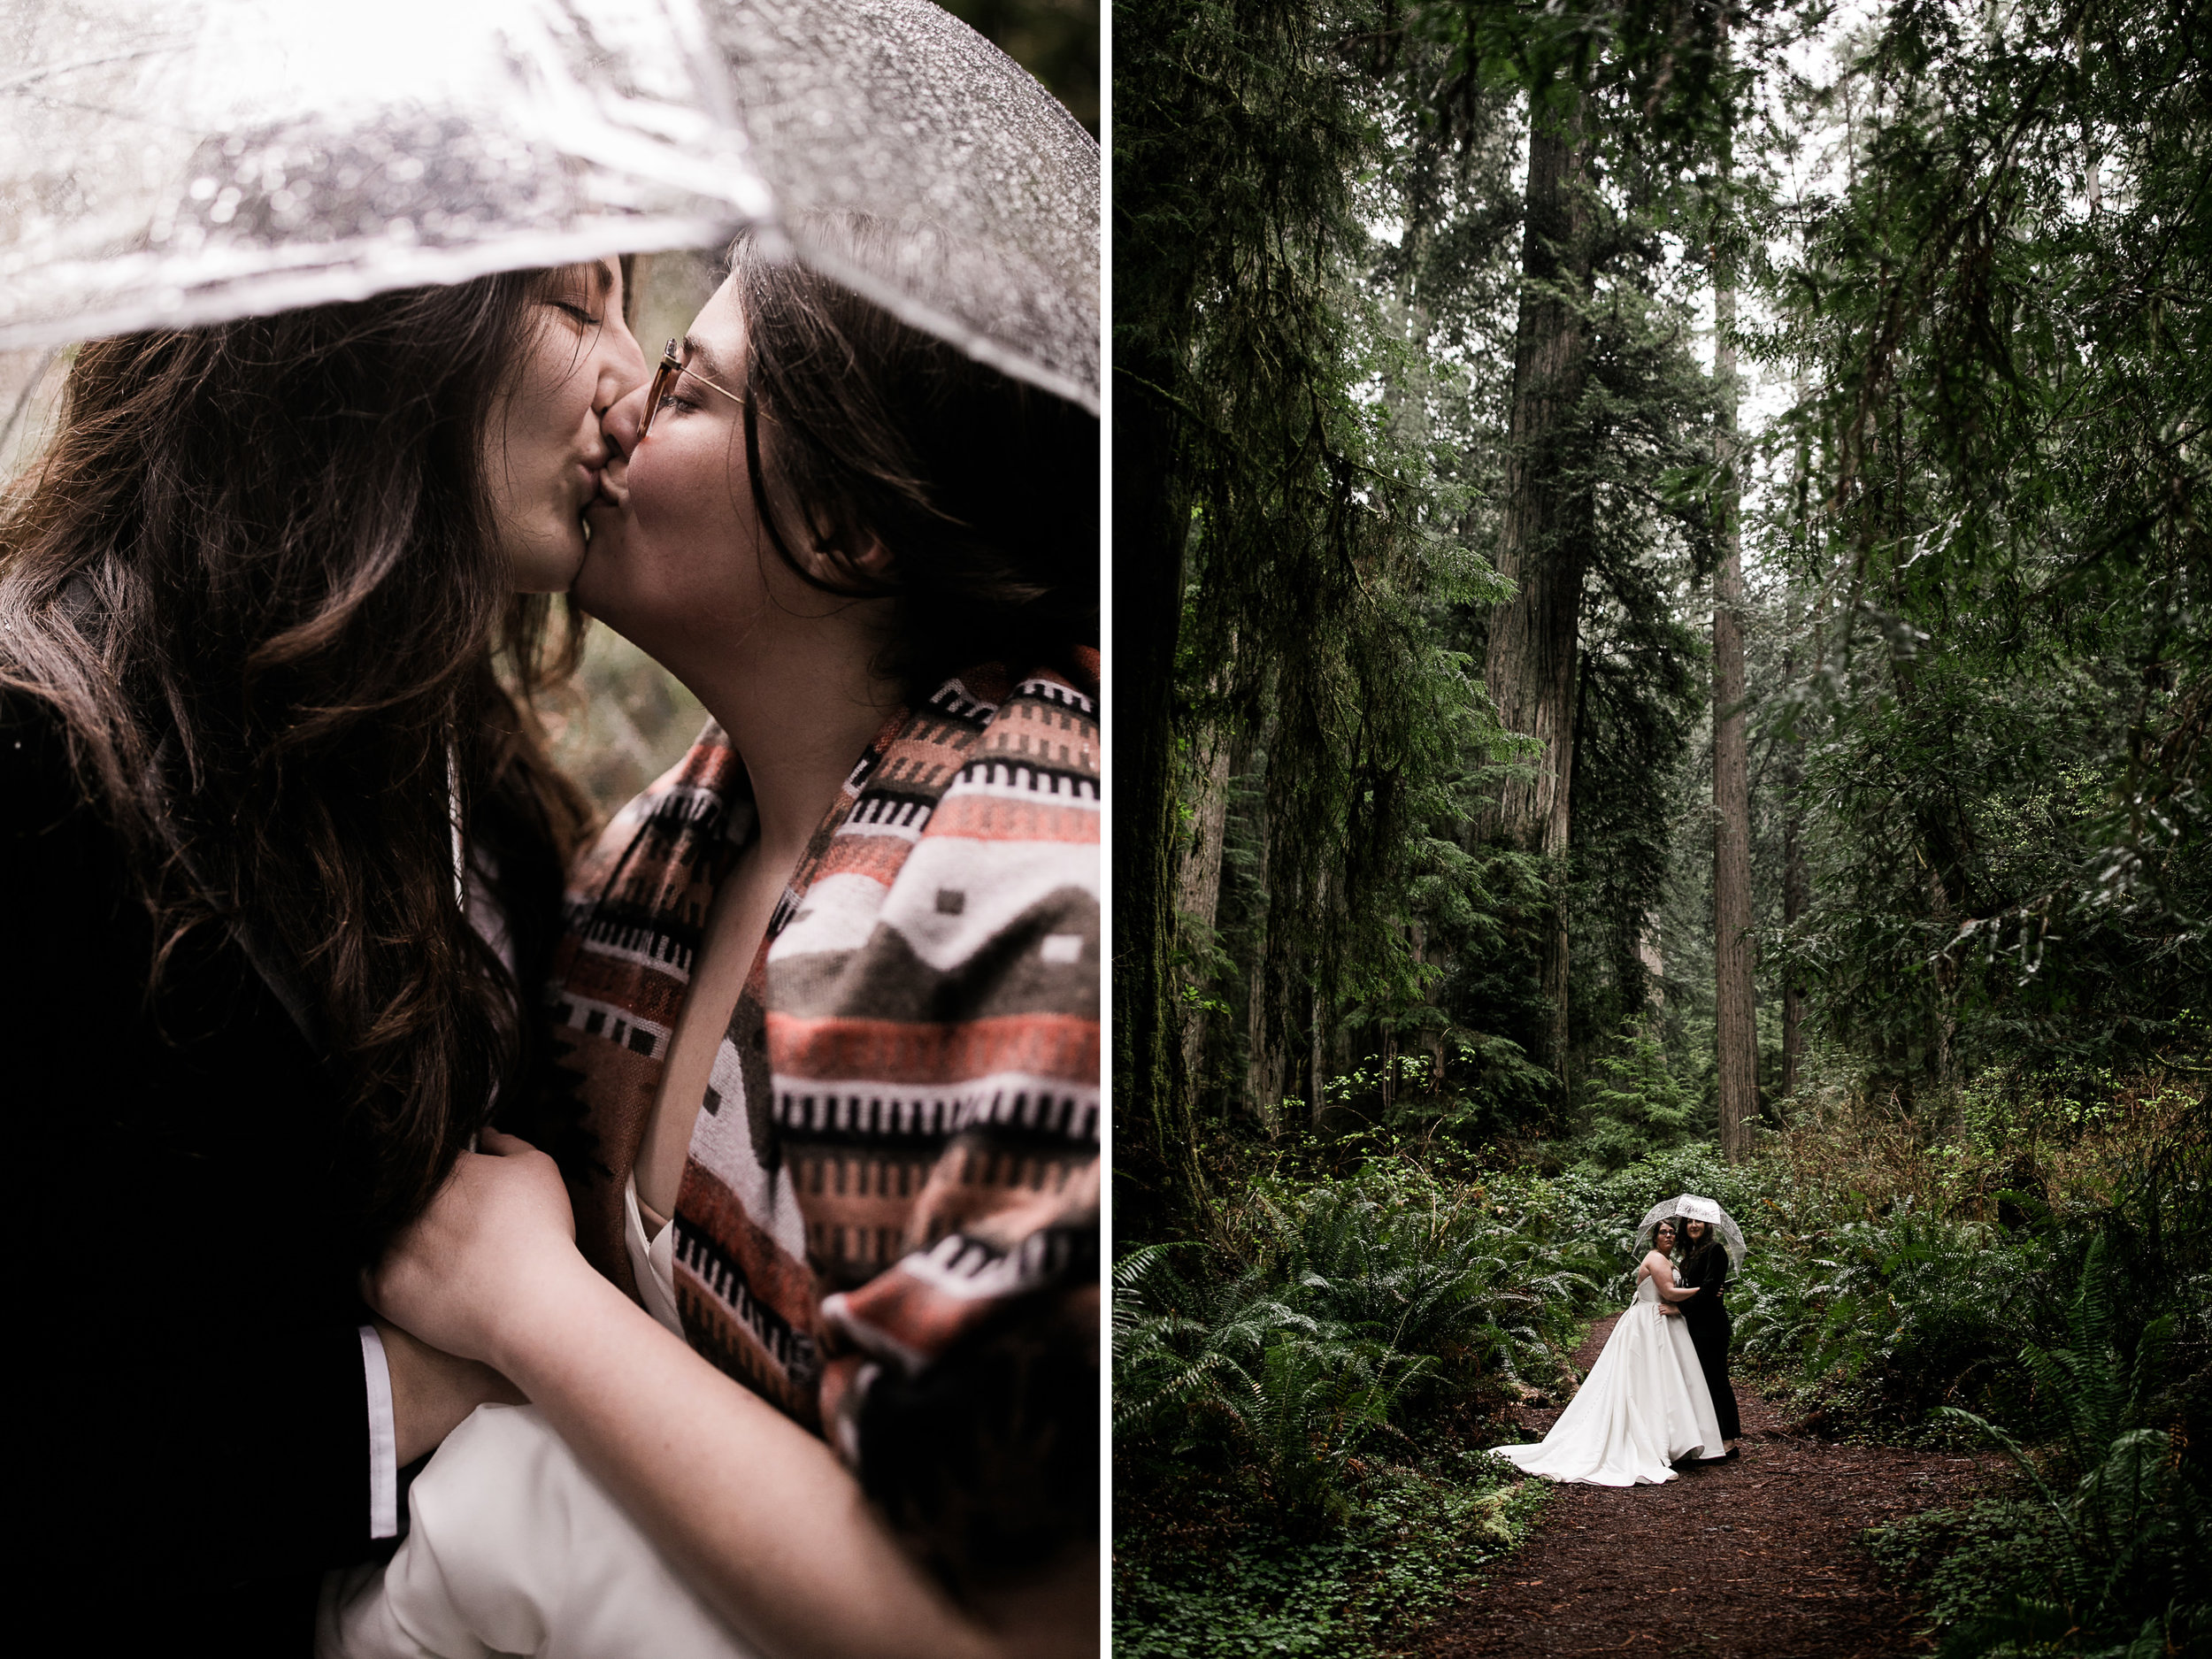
[623,1172,686,1339]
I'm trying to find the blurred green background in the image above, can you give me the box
[547,0,1095,818]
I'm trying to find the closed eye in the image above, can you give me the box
[551,300,603,327]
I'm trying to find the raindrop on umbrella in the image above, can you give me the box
[0,0,1097,413]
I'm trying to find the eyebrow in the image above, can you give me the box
[586,258,617,299]
[679,332,733,386]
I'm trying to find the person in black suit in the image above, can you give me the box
[1676,1215,1741,1446]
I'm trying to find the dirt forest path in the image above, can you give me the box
[1403,1315,1994,1659]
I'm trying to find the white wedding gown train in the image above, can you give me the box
[1488,1271,1725,1486]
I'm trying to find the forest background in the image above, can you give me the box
[1111,0,2208,1655]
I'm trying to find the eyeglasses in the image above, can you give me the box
[639,338,744,441]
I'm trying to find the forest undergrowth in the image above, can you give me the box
[1112,1048,2209,1659]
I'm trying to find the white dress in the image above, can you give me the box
[316,1178,758,1659]
[1487,1269,1726,1486]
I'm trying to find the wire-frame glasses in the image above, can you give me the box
[639,337,744,441]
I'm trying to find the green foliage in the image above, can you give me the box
[1113,1145,1615,1653]
[1113,1458,1548,1658]
[1576,1024,1694,1170]
[1732,1212,2035,1432]
[1375,1033,1559,1145]
[1863,1501,2079,1647]
[1116,1158,1607,1527]
[1752,0,2212,1079]
[1865,1241,2210,1657]
[1542,1139,1770,1254]
[1115,1244,1432,1530]
[1116,0,1524,1225]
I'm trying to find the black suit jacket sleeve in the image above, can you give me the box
[1681,1242,1730,1304]
[2,696,380,1607]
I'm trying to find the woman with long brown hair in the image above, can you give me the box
[0,257,643,1647]
[337,218,1100,1658]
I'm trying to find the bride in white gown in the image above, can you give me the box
[1489,1218,1726,1486]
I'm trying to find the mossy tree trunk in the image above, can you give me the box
[1484,90,1595,1087]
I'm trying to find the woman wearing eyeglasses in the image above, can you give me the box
[327,218,1100,1659]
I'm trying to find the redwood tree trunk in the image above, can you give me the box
[1114,342,1201,1233]
[1246,949,1285,1133]
[1309,985,1325,1131]
[1779,648,1808,1102]
[1172,720,1236,1092]
[1712,275,1758,1160]
[1484,91,1594,1084]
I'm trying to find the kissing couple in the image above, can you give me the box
[1492,1195,1746,1486]
[4,227,1097,1655]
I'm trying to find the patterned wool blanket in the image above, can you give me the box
[536,657,1100,1451]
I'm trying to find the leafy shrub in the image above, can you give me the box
[1115,1162,1608,1526]
[1732,1212,2037,1432]
[1239,1166,1605,1402]
[1114,1244,1432,1530]
[1863,1500,2077,1643]
[1576,1024,1694,1171]
[1112,1458,1547,1659]
[1921,1240,2209,1658]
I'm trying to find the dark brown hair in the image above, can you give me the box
[1680,1216,1724,1271]
[0,272,596,1252]
[725,215,1098,695]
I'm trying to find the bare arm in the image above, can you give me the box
[1641,1252,1701,1302]
[367,1130,1020,1659]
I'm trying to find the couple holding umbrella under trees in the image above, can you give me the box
[3,2,1096,1655]
[1492,1195,1747,1486]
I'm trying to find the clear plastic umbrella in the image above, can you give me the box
[708,0,1098,411]
[0,0,1097,411]
[1633,1194,1747,1271]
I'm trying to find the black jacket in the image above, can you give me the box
[4,692,386,1649]
[1678,1239,1732,1327]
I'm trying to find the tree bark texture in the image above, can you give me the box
[1234,752,1287,1135]
[1113,356,1202,1235]
[1172,719,1236,1093]
[1484,92,1594,1084]
[1309,985,1325,1132]
[1636,912,1666,1049]
[1245,933,1286,1133]
[1779,649,1808,1102]
[1712,275,1758,1161]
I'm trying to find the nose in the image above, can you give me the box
[601,378,646,464]
[594,306,649,415]
[591,315,649,463]
[603,319,649,399]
